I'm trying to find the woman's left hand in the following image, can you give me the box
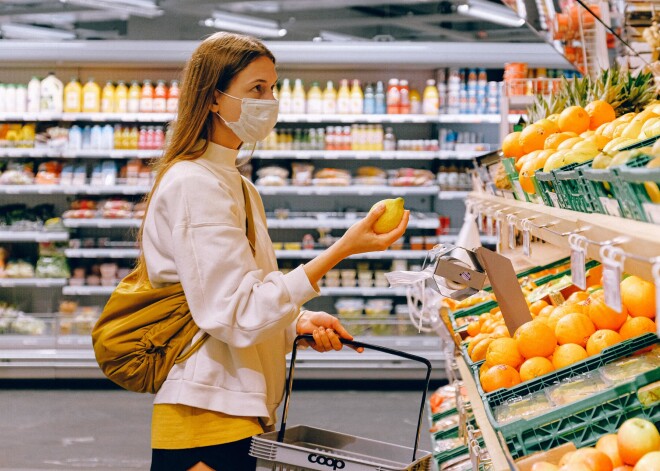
[296,310,363,353]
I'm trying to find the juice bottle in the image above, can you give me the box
[27,77,41,113]
[291,78,306,114]
[336,79,351,114]
[64,78,82,113]
[101,81,115,113]
[113,125,123,149]
[127,80,141,113]
[349,79,363,115]
[114,81,128,114]
[386,78,400,114]
[374,81,386,114]
[422,79,439,115]
[409,88,421,114]
[153,80,167,113]
[399,79,410,114]
[322,81,336,114]
[82,78,101,113]
[166,80,179,113]
[278,78,292,114]
[40,72,63,113]
[363,83,375,114]
[306,81,322,115]
[140,80,154,113]
[129,126,139,149]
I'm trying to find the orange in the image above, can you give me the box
[467,320,481,337]
[555,313,596,347]
[479,361,492,378]
[470,337,495,362]
[492,324,511,338]
[530,300,550,317]
[519,157,546,194]
[520,124,550,154]
[559,106,591,134]
[568,448,614,471]
[536,118,560,135]
[486,337,524,369]
[519,357,555,382]
[552,343,589,369]
[548,304,584,331]
[587,290,629,331]
[620,275,656,319]
[515,321,558,358]
[585,100,617,130]
[502,131,525,159]
[586,329,623,356]
[619,317,657,340]
[544,131,578,150]
[467,333,487,355]
[596,434,624,468]
[480,364,521,393]
[566,291,590,305]
[538,305,555,318]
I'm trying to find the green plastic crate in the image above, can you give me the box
[581,167,626,217]
[619,135,660,151]
[502,157,529,202]
[432,407,459,425]
[616,165,660,224]
[534,170,559,208]
[494,367,660,459]
[553,161,598,213]
[434,444,468,466]
[609,155,654,222]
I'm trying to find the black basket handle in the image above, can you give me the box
[277,334,433,463]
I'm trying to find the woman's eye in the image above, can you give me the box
[253,85,262,92]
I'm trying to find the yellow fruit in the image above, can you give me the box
[520,157,547,194]
[592,153,612,169]
[613,122,631,139]
[547,113,560,124]
[585,134,612,151]
[595,122,610,136]
[585,100,616,130]
[600,121,618,139]
[536,118,560,135]
[520,124,550,154]
[571,140,599,154]
[502,132,525,159]
[644,120,660,139]
[645,157,660,203]
[559,106,590,134]
[608,150,635,168]
[603,137,636,154]
[371,197,405,234]
[543,150,569,172]
[562,149,597,166]
[545,132,578,150]
[621,121,644,139]
[558,136,584,150]
[631,109,659,124]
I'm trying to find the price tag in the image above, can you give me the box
[486,215,493,237]
[522,219,532,257]
[507,215,517,250]
[477,210,484,232]
[643,203,660,225]
[653,262,660,324]
[600,197,622,217]
[548,191,559,207]
[600,246,624,311]
[495,218,502,253]
[569,234,587,290]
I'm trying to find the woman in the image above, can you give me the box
[139,32,409,470]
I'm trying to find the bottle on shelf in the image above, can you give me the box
[102,124,114,150]
[82,78,101,113]
[0,85,5,113]
[374,81,386,115]
[129,126,139,150]
[69,125,82,150]
[349,79,364,115]
[447,69,461,115]
[153,80,168,113]
[15,84,27,114]
[399,79,410,115]
[64,78,82,113]
[140,80,154,113]
[291,78,306,115]
[422,79,439,116]
[336,79,351,114]
[101,81,115,114]
[27,76,41,114]
[409,87,421,114]
[363,83,375,114]
[322,80,337,115]
[114,80,128,114]
[437,72,447,114]
[386,78,400,114]
[306,81,322,115]
[113,125,123,149]
[127,80,141,114]
[166,80,179,113]
[278,78,292,114]
[4,84,16,113]
[383,127,396,151]
[40,72,64,113]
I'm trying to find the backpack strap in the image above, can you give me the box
[241,177,256,258]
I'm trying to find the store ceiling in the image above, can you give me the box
[0,0,545,43]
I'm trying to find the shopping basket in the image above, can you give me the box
[249,334,434,471]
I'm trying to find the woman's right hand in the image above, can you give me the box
[336,203,410,257]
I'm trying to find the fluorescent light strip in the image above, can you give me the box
[457,3,525,27]
[204,12,287,38]
[64,0,163,18]
[0,23,77,40]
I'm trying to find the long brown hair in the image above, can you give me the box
[133,32,275,285]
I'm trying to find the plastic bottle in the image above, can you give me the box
[422,79,439,115]
[14,84,27,114]
[399,79,410,114]
[82,125,92,149]
[349,79,363,115]
[82,78,101,113]
[166,80,179,113]
[101,82,115,114]
[90,125,102,150]
[69,125,82,150]
[113,125,123,149]
[140,80,154,113]
[322,80,337,115]
[291,79,306,115]
[386,79,400,114]
[27,77,41,114]
[145,127,155,150]
[114,81,128,114]
[4,84,16,113]
[64,78,82,113]
[138,126,147,150]
[127,81,141,114]
[363,83,375,114]
[40,72,63,113]
[467,69,477,91]
[278,79,292,114]
[409,88,421,114]
[306,82,322,115]
[336,79,351,114]
[152,80,167,113]
[154,126,165,149]
[129,126,139,150]
[0,85,5,113]
[102,124,114,150]
[383,127,396,151]
[374,81,386,115]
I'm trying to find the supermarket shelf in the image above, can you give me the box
[321,287,406,296]
[0,231,69,242]
[508,96,536,108]
[0,148,162,159]
[437,114,500,124]
[64,248,139,258]
[0,184,151,195]
[456,356,510,471]
[266,217,440,230]
[62,285,115,296]
[275,250,428,260]
[256,185,439,196]
[63,219,142,228]
[0,335,446,381]
[0,148,63,158]
[252,150,483,160]
[438,191,469,200]
[469,192,660,281]
[0,278,67,288]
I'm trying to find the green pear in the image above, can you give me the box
[372,197,405,234]
[592,152,612,169]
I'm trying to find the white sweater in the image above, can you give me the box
[142,141,319,425]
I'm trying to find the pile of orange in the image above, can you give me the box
[474,274,657,394]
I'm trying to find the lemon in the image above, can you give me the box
[372,197,405,234]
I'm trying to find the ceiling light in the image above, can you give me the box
[318,30,367,42]
[0,23,77,40]
[457,1,525,27]
[202,11,287,38]
[63,0,163,19]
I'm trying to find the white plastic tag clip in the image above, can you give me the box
[569,233,588,290]
[600,245,625,312]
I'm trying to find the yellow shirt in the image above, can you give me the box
[151,404,264,449]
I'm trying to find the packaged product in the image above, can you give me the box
[546,371,610,406]
[389,168,435,187]
[255,166,289,186]
[313,168,351,186]
[291,163,314,186]
[5,260,35,278]
[434,437,463,454]
[599,348,660,383]
[493,391,552,424]
[35,254,70,279]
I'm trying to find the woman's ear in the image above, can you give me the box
[209,89,222,113]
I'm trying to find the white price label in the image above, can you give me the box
[643,203,660,225]
[495,219,502,253]
[571,248,586,290]
[512,180,526,201]
[600,197,622,217]
[548,191,559,207]
[602,262,622,311]
[508,222,516,250]
[486,215,493,236]
[523,229,531,257]
[477,213,484,232]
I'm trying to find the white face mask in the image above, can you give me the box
[216,91,279,144]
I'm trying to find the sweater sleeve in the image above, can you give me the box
[163,169,319,348]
